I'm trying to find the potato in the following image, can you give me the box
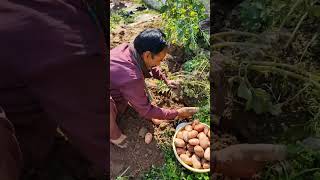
[145,133,153,144]
[201,158,206,164]
[194,145,204,158]
[180,154,192,165]
[185,125,193,131]
[188,138,200,146]
[191,154,201,169]
[204,147,210,161]
[174,138,185,148]
[176,147,186,155]
[207,129,210,138]
[182,130,189,142]
[201,157,210,169]
[191,119,199,128]
[187,144,194,153]
[188,130,198,139]
[186,150,192,157]
[197,132,207,139]
[194,124,205,132]
[204,126,209,135]
[199,137,210,149]
[202,161,210,169]
[176,131,183,139]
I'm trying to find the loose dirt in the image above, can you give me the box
[110,108,165,179]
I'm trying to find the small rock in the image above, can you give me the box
[146,148,152,154]
[145,132,153,144]
[135,144,141,149]
[138,127,148,138]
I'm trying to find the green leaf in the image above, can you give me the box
[252,95,264,114]
[245,97,253,111]
[309,5,320,17]
[251,88,272,114]
[269,103,282,116]
[237,80,252,100]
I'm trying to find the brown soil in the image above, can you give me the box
[110,108,165,179]
[110,14,162,49]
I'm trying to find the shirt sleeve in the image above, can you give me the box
[119,78,178,120]
[150,66,169,84]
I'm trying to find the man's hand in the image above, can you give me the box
[0,107,6,119]
[167,80,180,89]
[152,119,170,125]
[176,107,199,119]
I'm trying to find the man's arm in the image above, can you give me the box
[150,66,169,84]
[119,78,178,120]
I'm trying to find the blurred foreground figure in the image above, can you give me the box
[0,0,107,179]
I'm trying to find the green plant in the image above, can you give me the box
[110,10,136,31]
[212,29,320,135]
[155,80,171,94]
[182,52,209,73]
[161,0,209,52]
[262,144,320,180]
[239,0,320,32]
[142,150,209,180]
[110,12,123,31]
[116,176,130,180]
[194,102,210,125]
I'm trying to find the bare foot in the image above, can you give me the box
[110,134,128,148]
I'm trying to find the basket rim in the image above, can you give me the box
[172,122,210,173]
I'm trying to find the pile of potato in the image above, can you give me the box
[174,120,210,170]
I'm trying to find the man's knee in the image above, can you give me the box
[110,97,118,120]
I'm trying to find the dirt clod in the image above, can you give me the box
[138,127,148,138]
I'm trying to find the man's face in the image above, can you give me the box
[142,48,168,69]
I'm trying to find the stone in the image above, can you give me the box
[138,127,148,138]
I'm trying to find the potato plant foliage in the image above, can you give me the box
[212,0,320,179]
[161,0,209,52]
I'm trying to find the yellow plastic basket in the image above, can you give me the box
[172,122,210,173]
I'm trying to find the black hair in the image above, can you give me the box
[133,28,168,56]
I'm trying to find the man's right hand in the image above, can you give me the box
[176,107,199,119]
[152,118,170,125]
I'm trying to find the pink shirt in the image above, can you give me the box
[110,43,178,120]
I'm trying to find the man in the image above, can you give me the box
[0,0,108,179]
[110,29,198,148]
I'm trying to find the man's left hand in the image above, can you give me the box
[167,80,180,89]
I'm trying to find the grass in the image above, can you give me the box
[262,144,320,180]
[110,7,160,31]
[142,150,210,180]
